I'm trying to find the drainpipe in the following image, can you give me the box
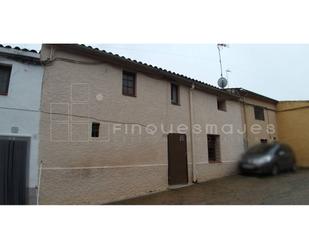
[242,97,249,150]
[265,108,272,141]
[36,44,55,205]
[189,84,197,183]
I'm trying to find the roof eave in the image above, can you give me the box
[227,88,278,104]
[0,46,40,64]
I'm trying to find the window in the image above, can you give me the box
[122,71,136,97]
[260,139,268,144]
[254,106,265,121]
[91,122,100,137]
[207,135,221,163]
[0,64,12,95]
[171,83,179,105]
[217,98,227,111]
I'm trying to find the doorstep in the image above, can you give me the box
[168,183,191,190]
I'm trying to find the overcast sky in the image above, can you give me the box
[10,44,309,101]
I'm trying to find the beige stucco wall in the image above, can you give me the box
[38,45,245,204]
[241,97,278,148]
[192,90,245,182]
[277,101,309,167]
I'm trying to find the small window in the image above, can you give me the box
[254,106,265,121]
[91,122,100,137]
[0,64,12,95]
[217,98,227,111]
[207,135,221,163]
[260,139,268,144]
[122,71,136,97]
[171,83,179,105]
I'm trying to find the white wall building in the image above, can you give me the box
[0,45,44,204]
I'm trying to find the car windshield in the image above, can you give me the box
[247,144,274,155]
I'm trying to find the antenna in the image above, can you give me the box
[226,69,231,82]
[216,44,229,89]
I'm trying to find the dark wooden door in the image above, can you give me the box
[168,133,188,185]
[0,138,28,205]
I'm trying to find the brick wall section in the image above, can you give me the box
[38,45,245,204]
[241,97,278,148]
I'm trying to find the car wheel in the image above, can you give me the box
[271,165,279,176]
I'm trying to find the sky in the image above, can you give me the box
[9,44,309,101]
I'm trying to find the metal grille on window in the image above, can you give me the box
[207,135,221,162]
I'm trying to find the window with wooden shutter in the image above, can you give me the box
[122,71,136,97]
[254,106,265,121]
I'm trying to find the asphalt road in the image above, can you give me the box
[114,169,309,205]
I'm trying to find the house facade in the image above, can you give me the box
[0,45,44,204]
[0,44,288,205]
[277,101,309,167]
[37,44,245,204]
[227,88,278,149]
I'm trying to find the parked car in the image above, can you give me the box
[239,143,297,176]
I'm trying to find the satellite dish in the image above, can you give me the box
[217,77,228,89]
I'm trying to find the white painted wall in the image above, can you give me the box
[0,51,43,189]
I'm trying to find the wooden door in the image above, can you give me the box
[168,133,188,185]
[0,138,28,205]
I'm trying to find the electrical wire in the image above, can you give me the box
[42,57,106,66]
[0,105,148,127]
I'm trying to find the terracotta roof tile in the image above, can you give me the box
[0,44,38,53]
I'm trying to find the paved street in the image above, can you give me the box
[115,169,309,205]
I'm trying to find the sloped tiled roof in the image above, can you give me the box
[0,44,40,63]
[0,44,38,53]
[53,44,239,100]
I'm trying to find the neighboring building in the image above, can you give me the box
[277,101,309,167]
[227,88,278,149]
[38,44,245,204]
[0,45,44,204]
